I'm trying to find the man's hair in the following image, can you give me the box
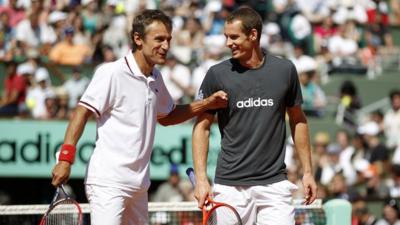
[130,9,172,52]
[226,6,263,41]
[389,89,400,101]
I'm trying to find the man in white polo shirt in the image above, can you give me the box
[51,10,228,225]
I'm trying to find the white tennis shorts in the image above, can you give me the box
[213,180,298,225]
[85,184,148,225]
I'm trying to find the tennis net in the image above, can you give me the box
[0,199,325,225]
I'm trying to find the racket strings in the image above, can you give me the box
[206,206,242,225]
[43,200,81,225]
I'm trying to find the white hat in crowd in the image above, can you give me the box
[35,67,50,83]
[205,0,222,13]
[48,11,68,24]
[204,35,226,55]
[17,63,35,75]
[290,14,311,40]
[295,56,317,74]
[264,23,280,36]
[357,121,380,136]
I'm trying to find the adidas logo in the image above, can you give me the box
[236,97,274,108]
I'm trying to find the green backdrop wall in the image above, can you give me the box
[0,120,221,180]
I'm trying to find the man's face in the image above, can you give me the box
[392,95,400,111]
[224,20,254,60]
[139,21,172,66]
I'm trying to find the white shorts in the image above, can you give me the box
[85,184,148,225]
[213,180,298,225]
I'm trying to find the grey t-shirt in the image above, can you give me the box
[198,53,303,186]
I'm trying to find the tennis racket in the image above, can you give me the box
[186,167,243,225]
[39,184,82,225]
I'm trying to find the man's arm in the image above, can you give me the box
[192,112,214,208]
[0,89,18,106]
[287,105,317,204]
[51,105,92,186]
[158,90,227,126]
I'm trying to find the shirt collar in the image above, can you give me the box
[124,51,158,81]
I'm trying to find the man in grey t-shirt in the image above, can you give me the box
[192,7,317,225]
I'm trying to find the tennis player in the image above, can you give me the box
[51,10,228,225]
[192,7,317,225]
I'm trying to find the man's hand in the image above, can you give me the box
[205,90,228,110]
[302,173,317,205]
[194,179,212,208]
[52,161,72,187]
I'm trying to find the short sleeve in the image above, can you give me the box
[196,67,218,101]
[79,64,115,117]
[196,67,219,114]
[156,71,175,118]
[285,63,303,107]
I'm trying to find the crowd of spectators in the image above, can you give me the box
[1,0,400,120]
[1,0,400,222]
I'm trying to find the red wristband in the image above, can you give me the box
[58,144,76,164]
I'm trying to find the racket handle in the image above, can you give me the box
[186,167,196,187]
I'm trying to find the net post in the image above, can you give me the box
[323,199,352,225]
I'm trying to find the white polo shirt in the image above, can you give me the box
[79,51,175,191]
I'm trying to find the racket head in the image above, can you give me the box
[39,185,83,225]
[40,198,83,225]
[203,198,242,225]
[185,168,242,225]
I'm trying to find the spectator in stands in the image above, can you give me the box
[203,1,228,36]
[327,19,361,73]
[336,80,362,130]
[192,35,226,99]
[62,67,89,110]
[0,0,25,28]
[287,11,313,55]
[292,51,327,117]
[392,0,400,25]
[101,10,129,59]
[352,199,379,225]
[49,26,93,66]
[172,16,204,66]
[388,164,400,198]
[358,121,390,177]
[384,89,400,152]
[0,61,27,117]
[47,10,69,43]
[15,12,56,56]
[351,134,373,186]
[312,131,331,174]
[313,14,337,54]
[364,167,389,199]
[365,0,391,44]
[101,44,117,63]
[295,0,331,24]
[152,164,185,202]
[16,61,35,115]
[81,0,103,36]
[328,173,359,201]
[376,199,400,225]
[0,11,15,61]
[26,67,56,119]
[336,130,357,186]
[54,87,70,120]
[370,110,385,135]
[317,143,343,185]
[44,94,59,119]
[261,22,288,57]
[160,52,192,103]
[71,14,91,46]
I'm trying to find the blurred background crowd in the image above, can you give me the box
[1,0,400,224]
